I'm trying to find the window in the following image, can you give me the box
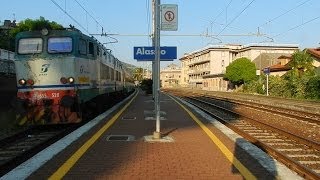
[88,42,94,55]
[111,69,114,80]
[48,37,72,53]
[97,47,100,56]
[79,39,86,55]
[18,38,43,54]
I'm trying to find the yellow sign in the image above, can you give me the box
[78,76,89,83]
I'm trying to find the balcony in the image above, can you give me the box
[187,68,210,75]
[187,59,210,66]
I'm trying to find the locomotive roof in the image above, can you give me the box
[16,29,87,39]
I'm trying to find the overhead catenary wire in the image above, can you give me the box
[90,33,264,37]
[211,0,233,25]
[50,0,90,34]
[259,0,312,28]
[73,0,105,33]
[271,15,320,39]
[217,0,256,36]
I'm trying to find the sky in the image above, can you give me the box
[1,0,319,69]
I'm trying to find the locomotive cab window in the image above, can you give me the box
[48,37,72,53]
[18,38,43,54]
[78,39,86,55]
[88,42,94,55]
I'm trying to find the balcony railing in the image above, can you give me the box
[187,59,210,66]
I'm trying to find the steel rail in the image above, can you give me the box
[174,95,319,180]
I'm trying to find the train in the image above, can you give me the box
[14,27,134,125]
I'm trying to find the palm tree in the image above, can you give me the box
[288,49,315,77]
[133,67,144,82]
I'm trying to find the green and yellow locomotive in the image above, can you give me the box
[14,28,133,125]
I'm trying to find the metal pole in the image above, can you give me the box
[266,74,269,96]
[153,0,161,139]
[152,0,155,100]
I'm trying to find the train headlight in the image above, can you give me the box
[27,79,34,86]
[18,79,26,86]
[68,77,74,84]
[60,77,68,84]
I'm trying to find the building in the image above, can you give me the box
[180,43,298,91]
[266,48,320,76]
[143,69,152,79]
[0,20,17,30]
[306,48,320,67]
[160,63,181,88]
[266,55,292,76]
[0,48,15,76]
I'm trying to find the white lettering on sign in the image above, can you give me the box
[136,48,166,55]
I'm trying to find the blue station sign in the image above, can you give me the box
[263,67,270,75]
[134,46,177,61]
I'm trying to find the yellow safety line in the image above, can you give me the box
[49,91,138,180]
[170,96,257,180]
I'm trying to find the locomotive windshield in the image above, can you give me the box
[18,38,43,54]
[48,37,72,53]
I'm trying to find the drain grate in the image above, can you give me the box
[122,117,136,120]
[106,135,135,141]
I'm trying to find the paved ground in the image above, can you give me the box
[7,89,300,179]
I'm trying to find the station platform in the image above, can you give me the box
[2,89,301,180]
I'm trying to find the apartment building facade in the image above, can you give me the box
[179,43,299,91]
[160,63,181,88]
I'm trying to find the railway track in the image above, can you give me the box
[0,90,135,176]
[166,90,320,179]
[0,125,78,176]
[197,94,320,125]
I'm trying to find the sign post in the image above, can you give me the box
[137,1,178,140]
[153,0,161,139]
[263,67,270,96]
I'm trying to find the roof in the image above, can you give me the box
[180,43,298,60]
[252,53,291,70]
[306,48,320,59]
[268,63,291,72]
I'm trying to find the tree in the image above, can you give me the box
[0,17,63,51]
[305,75,320,99]
[282,49,316,98]
[224,57,257,86]
[287,49,315,77]
[133,67,144,82]
[140,79,153,94]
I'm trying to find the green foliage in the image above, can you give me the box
[243,80,264,94]
[133,67,144,82]
[287,49,314,77]
[0,30,12,50]
[239,49,320,100]
[140,79,153,94]
[268,75,291,98]
[0,17,64,51]
[305,75,320,99]
[224,57,257,86]
[282,68,315,98]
